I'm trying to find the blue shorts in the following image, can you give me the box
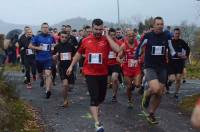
[36,59,52,73]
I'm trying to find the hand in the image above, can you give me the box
[66,66,73,76]
[52,55,58,60]
[104,28,109,37]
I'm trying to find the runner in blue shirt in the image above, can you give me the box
[29,22,55,99]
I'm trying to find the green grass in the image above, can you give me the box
[178,94,200,113]
[186,64,200,79]
[0,77,41,131]
[3,64,21,72]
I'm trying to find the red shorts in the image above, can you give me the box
[123,66,141,77]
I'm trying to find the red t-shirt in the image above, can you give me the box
[78,34,110,76]
[107,39,123,66]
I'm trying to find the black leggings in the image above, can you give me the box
[86,75,107,106]
[24,56,36,82]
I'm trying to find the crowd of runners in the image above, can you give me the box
[12,16,200,131]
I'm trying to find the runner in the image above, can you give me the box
[117,29,141,108]
[66,19,120,132]
[19,28,36,88]
[167,28,190,98]
[107,28,122,102]
[29,22,55,99]
[18,26,31,74]
[135,17,176,124]
[53,31,76,107]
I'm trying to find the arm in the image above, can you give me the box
[106,34,120,52]
[66,52,82,75]
[135,38,147,59]
[116,44,125,64]
[28,43,42,51]
[168,40,176,56]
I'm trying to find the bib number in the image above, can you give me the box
[41,44,51,51]
[88,53,102,64]
[151,46,165,55]
[26,49,33,55]
[108,51,117,59]
[60,52,71,61]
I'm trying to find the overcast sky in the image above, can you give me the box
[0,0,200,26]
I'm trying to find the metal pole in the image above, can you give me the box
[117,0,120,26]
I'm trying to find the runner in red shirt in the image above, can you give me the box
[107,28,123,102]
[66,19,120,132]
[117,29,142,108]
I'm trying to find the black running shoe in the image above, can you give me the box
[46,91,51,99]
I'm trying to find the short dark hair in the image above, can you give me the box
[79,29,83,32]
[153,16,163,24]
[92,19,103,27]
[41,22,49,27]
[59,31,68,35]
[174,28,180,32]
[116,28,121,31]
[133,28,138,33]
[109,28,116,33]
[72,29,77,32]
[83,25,91,30]
[66,25,71,28]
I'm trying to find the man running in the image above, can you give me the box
[167,28,190,98]
[135,17,176,124]
[67,19,120,132]
[107,28,122,102]
[29,22,55,99]
[117,29,141,108]
[53,31,76,107]
[21,28,37,89]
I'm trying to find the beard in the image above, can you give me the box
[94,32,102,38]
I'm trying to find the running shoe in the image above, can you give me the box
[146,113,158,124]
[95,122,104,132]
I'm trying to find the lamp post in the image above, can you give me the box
[117,0,120,26]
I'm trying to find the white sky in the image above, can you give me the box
[0,0,200,26]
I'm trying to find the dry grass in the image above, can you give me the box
[178,94,200,113]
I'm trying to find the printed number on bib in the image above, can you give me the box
[151,46,165,55]
[42,44,50,51]
[128,59,137,67]
[26,49,33,55]
[60,53,71,61]
[88,53,102,64]
[108,51,117,59]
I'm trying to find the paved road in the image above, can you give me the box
[5,72,200,132]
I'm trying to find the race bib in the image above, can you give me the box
[108,51,117,59]
[41,44,50,51]
[88,53,102,64]
[26,49,33,55]
[60,52,71,61]
[128,59,137,67]
[51,44,56,51]
[181,49,186,56]
[151,46,165,55]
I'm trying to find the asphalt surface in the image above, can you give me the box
[5,72,200,132]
